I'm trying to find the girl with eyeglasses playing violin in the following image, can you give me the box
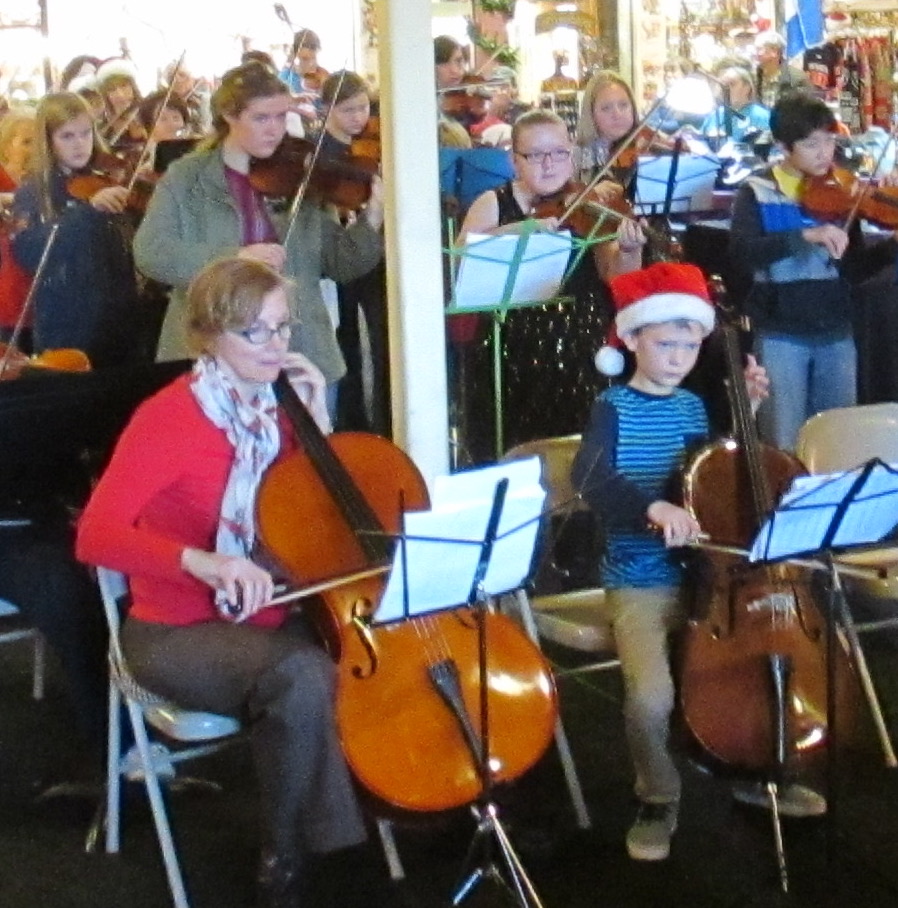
[457,109,647,446]
[11,91,141,367]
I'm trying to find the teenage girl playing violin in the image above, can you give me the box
[318,70,375,161]
[730,91,898,451]
[434,35,473,149]
[96,64,147,155]
[573,71,685,209]
[458,108,647,445]
[133,61,385,417]
[11,91,141,367]
[318,69,390,434]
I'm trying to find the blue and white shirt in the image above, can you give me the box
[572,384,709,589]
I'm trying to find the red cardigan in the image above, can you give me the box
[76,374,294,627]
[0,164,31,330]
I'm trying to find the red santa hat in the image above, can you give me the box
[595,262,715,376]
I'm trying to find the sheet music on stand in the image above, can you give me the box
[451,231,573,312]
[634,152,720,216]
[749,458,898,563]
[374,458,546,625]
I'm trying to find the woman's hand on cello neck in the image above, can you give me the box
[283,351,331,434]
[180,547,275,621]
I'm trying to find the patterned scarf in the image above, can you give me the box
[189,356,280,613]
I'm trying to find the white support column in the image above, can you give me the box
[377,0,451,487]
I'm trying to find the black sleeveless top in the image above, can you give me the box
[488,180,614,450]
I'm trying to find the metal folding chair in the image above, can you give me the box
[87,567,404,908]
[502,435,623,831]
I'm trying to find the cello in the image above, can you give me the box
[679,286,857,776]
[255,375,558,813]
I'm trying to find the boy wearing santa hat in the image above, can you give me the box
[571,261,828,863]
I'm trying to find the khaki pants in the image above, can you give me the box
[603,586,686,804]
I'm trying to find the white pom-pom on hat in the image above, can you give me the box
[595,324,626,376]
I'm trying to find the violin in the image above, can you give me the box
[531,180,633,239]
[350,115,380,163]
[531,179,681,259]
[248,135,378,212]
[440,74,491,122]
[612,124,679,170]
[0,342,90,381]
[800,167,898,231]
[66,150,155,215]
[255,374,558,812]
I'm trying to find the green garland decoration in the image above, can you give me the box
[465,18,520,69]
[476,0,517,16]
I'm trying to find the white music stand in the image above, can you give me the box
[634,151,720,216]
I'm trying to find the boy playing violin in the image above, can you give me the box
[730,91,898,450]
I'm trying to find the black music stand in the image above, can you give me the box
[373,464,547,907]
[747,458,898,891]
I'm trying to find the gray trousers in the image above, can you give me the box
[121,614,366,862]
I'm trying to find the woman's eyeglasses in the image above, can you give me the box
[233,321,296,345]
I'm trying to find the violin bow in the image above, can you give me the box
[0,222,60,378]
[103,104,143,149]
[283,66,350,248]
[842,129,896,234]
[124,50,187,192]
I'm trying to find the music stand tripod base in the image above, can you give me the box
[452,794,545,907]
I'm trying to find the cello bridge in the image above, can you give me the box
[746,591,798,626]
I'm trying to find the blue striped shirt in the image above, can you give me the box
[572,384,708,589]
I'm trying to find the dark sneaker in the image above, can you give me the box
[732,782,827,818]
[626,800,678,861]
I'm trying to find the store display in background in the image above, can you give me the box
[805,14,898,134]
[539,91,579,139]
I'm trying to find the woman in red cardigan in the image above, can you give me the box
[76,256,370,908]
